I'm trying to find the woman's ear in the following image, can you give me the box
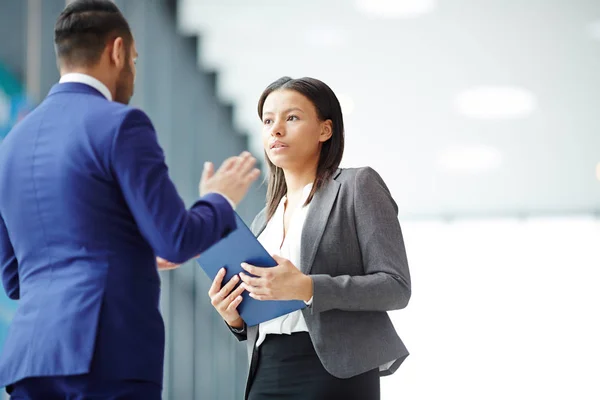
[319,120,333,142]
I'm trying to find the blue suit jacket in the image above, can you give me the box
[0,83,236,387]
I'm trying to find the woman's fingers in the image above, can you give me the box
[208,268,226,297]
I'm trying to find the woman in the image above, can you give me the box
[208,76,411,400]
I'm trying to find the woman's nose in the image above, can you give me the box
[271,121,284,136]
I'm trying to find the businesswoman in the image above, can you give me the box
[208,76,411,400]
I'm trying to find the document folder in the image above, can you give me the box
[196,212,306,326]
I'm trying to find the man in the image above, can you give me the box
[0,0,259,398]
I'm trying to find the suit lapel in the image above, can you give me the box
[300,171,341,274]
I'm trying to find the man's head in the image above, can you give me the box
[54,0,138,104]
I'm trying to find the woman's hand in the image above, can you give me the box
[239,255,313,302]
[208,268,246,329]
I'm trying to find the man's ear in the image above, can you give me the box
[109,37,126,69]
[319,120,333,142]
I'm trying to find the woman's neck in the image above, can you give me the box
[283,164,317,198]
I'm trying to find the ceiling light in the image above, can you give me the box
[305,27,347,48]
[454,86,536,119]
[355,0,436,19]
[437,145,502,173]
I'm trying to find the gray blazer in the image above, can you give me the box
[232,167,411,382]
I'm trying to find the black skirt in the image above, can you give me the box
[247,332,380,400]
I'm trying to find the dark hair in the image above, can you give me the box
[257,77,345,221]
[54,0,132,67]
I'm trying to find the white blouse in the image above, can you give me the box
[255,183,313,348]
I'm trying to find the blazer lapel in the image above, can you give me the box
[300,170,341,274]
[251,211,268,237]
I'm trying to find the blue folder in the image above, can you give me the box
[196,213,306,326]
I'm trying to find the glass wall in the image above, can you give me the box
[0,63,30,359]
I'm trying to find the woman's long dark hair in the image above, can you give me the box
[257,77,345,221]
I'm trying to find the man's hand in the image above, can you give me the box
[200,151,261,206]
[239,255,313,302]
[156,257,180,271]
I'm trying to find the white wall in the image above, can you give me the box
[385,216,600,399]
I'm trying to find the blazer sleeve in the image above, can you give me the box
[0,213,19,300]
[226,321,247,341]
[310,167,411,314]
[110,109,236,264]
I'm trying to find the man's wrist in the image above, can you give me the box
[202,191,237,210]
[219,193,237,210]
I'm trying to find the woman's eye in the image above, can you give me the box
[263,119,272,125]
[287,115,299,121]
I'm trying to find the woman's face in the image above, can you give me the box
[261,89,332,171]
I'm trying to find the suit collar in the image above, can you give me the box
[59,73,112,100]
[48,82,109,100]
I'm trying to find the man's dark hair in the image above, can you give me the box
[54,0,132,67]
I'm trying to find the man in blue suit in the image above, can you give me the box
[0,0,260,398]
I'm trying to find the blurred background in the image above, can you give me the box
[1,0,599,399]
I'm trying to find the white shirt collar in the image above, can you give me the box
[59,73,112,101]
[280,183,314,207]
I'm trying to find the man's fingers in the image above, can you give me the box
[236,153,256,174]
[201,161,214,183]
[158,263,179,271]
[227,151,252,173]
[219,156,240,173]
[156,257,180,270]
[246,168,261,183]
[156,256,171,266]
